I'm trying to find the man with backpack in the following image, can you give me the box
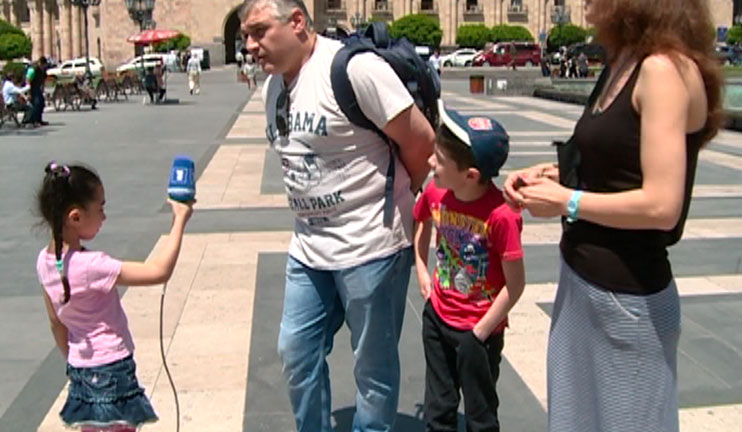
[240,0,436,430]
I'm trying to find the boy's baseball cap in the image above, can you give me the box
[437,99,509,178]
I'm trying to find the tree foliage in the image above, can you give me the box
[1,61,27,79]
[0,19,31,60]
[728,25,742,45]
[389,14,442,48]
[547,24,587,50]
[456,24,490,49]
[490,25,533,43]
[153,33,191,53]
[0,33,32,60]
[0,19,24,37]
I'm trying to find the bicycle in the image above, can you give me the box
[0,98,27,128]
[52,82,82,111]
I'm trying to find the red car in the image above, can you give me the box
[473,42,542,67]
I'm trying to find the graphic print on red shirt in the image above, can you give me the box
[414,182,523,332]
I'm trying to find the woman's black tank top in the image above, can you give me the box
[560,60,705,295]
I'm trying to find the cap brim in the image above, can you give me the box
[437,99,471,147]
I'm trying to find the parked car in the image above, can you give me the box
[116,53,166,74]
[566,42,605,65]
[415,45,432,62]
[716,44,742,65]
[440,48,479,67]
[473,42,541,67]
[46,57,105,78]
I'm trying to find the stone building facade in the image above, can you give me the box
[1,0,735,69]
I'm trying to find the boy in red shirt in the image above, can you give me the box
[414,101,526,432]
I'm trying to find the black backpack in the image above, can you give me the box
[330,22,441,134]
[329,22,440,226]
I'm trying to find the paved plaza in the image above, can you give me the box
[1,68,741,432]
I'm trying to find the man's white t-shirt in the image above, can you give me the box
[262,35,415,270]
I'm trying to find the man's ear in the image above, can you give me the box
[289,8,306,33]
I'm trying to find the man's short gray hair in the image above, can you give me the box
[239,0,314,29]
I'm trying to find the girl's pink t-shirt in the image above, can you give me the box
[37,248,134,368]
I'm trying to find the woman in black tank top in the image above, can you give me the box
[502,1,723,431]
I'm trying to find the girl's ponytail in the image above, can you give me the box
[38,162,102,305]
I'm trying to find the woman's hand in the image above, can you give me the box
[519,177,572,219]
[503,163,559,210]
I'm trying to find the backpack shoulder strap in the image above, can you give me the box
[330,41,381,133]
[364,22,390,48]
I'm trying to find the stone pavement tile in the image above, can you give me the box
[227,114,267,139]
[680,405,742,432]
[692,184,742,198]
[503,283,556,408]
[704,275,742,292]
[133,336,174,390]
[177,289,254,325]
[715,130,742,149]
[37,386,67,432]
[196,145,288,209]
[143,389,246,432]
[243,99,265,113]
[521,218,742,245]
[700,149,742,170]
[191,263,255,291]
[515,110,577,129]
[161,353,248,392]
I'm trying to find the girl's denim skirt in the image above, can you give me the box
[61,355,158,428]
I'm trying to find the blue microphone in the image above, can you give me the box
[168,156,196,202]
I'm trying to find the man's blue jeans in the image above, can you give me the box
[278,247,414,432]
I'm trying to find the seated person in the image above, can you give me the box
[144,65,167,103]
[2,72,32,124]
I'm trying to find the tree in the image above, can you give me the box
[389,14,442,48]
[547,24,587,50]
[0,33,32,60]
[490,25,534,43]
[0,19,25,37]
[728,25,742,45]
[1,60,27,80]
[153,33,191,53]
[456,24,490,49]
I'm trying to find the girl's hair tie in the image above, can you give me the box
[46,161,70,177]
[55,259,64,274]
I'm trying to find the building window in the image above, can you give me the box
[554,0,565,5]
[511,0,522,6]
[466,0,478,12]
[421,0,434,10]
[20,3,30,23]
[375,0,389,11]
[327,0,342,10]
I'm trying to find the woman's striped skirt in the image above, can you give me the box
[547,259,681,432]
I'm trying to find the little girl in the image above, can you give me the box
[36,162,194,432]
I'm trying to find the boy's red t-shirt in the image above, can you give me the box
[413,182,524,333]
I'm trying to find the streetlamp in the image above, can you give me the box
[550,5,570,50]
[125,0,156,80]
[125,0,156,31]
[70,0,101,81]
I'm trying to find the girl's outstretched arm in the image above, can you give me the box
[116,200,194,286]
[42,290,68,359]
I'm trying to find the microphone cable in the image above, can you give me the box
[159,282,180,432]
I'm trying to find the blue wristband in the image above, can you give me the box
[566,190,583,223]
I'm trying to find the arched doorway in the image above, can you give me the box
[224,6,242,64]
